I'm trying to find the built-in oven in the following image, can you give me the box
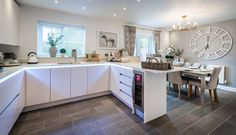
[132,69,144,119]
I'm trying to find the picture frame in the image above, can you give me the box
[97,30,117,49]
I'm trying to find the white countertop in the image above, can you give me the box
[0,62,185,81]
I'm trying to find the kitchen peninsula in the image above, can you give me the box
[0,62,184,134]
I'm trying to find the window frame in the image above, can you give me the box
[134,29,155,57]
[37,20,86,58]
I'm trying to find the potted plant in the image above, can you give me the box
[45,33,64,57]
[175,48,184,59]
[60,48,66,57]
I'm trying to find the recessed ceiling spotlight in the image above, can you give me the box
[123,7,127,11]
[113,13,117,17]
[82,6,86,10]
[137,0,141,2]
[54,0,59,4]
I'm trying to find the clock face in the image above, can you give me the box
[190,27,232,60]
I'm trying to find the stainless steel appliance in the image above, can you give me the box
[133,69,144,119]
[27,52,38,64]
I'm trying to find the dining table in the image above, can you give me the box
[180,68,213,105]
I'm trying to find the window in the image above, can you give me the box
[134,29,155,61]
[37,21,85,57]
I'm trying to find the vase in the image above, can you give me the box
[49,46,57,57]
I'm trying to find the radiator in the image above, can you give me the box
[207,65,225,84]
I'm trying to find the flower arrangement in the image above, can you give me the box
[45,33,64,47]
[175,48,184,57]
[45,33,64,57]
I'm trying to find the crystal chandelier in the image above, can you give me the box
[172,15,197,31]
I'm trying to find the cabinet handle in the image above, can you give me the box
[120,81,132,88]
[120,89,132,97]
[120,73,133,79]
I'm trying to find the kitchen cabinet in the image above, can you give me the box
[0,0,19,46]
[88,65,109,94]
[51,67,70,101]
[71,66,88,97]
[0,70,24,135]
[26,68,50,106]
[118,66,133,108]
[110,65,120,96]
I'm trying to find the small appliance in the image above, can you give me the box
[132,69,144,119]
[27,52,39,64]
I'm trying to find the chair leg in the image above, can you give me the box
[188,84,192,98]
[178,85,181,99]
[195,86,198,96]
[213,89,219,103]
[209,89,213,104]
[168,82,171,94]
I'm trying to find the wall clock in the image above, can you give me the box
[190,27,232,60]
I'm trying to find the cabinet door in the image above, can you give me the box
[71,66,88,97]
[88,65,109,94]
[0,0,19,45]
[110,65,120,96]
[26,68,50,106]
[0,70,25,135]
[51,67,70,101]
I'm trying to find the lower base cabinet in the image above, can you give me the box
[88,65,109,94]
[71,66,88,97]
[0,93,24,135]
[51,67,71,101]
[0,70,25,135]
[26,68,50,106]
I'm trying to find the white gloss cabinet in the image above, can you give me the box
[26,68,50,106]
[51,67,70,101]
[0,70,25,135]
[71,66,88,97]
[0,0,19,46]
[110,65,120,96]
[88,65,109,94]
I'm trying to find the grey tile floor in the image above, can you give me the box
[10,89,236,135]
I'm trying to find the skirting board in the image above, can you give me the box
[218,85,236,93]
[23,91,111,112]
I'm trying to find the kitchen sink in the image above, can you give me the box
[57,62,81,65]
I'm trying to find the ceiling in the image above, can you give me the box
[17,0,236,29]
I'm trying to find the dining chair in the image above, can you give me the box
[188,67,222,103]
[167,72,187,98]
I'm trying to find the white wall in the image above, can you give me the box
[19,6,169,59]
[19,6,125,58]
[0,0,19,46]
[160,30,169,50]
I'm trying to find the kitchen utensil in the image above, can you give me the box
[27,52,39,64]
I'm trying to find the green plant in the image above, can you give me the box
[45,33,64,47]
[165,55,174,59]
[60,48,66,54]
[175,48,184,57]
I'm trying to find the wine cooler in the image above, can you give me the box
[133,70,144,119]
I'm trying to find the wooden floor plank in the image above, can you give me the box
[9,89,236,135]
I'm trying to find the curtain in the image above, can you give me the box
[153,30,161,55]
[124,25,136,56]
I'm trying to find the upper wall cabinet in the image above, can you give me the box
[88,65,109,94]
[0,0,19,46]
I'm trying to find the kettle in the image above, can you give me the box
[27,52,39,64]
